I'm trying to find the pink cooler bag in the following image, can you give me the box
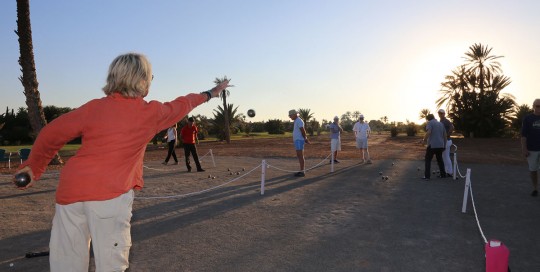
[485,239,510,272]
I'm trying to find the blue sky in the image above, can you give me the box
[1,0,539,124]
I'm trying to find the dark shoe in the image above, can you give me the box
[187,168,192,172]
[294,172,305,177]
[437,174,447,178]
[421,177,430,180]
[532,190,538,197]
[197,169,205,172]
[162,161,168,165]
[333,160,340,163]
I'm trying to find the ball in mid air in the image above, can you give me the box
[247,109,256,118]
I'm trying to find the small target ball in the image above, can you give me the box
[212,176,216,179]
[14,172,31,187]
[247,109,256,118]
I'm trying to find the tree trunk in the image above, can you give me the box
[16,0,63,165]
[222,91,231,144]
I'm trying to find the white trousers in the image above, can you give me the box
[442,139,453,174]
[49,190,134,272]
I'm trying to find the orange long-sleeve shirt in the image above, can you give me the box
[21,93,206,204]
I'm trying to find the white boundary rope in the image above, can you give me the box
[142,149,215,171]
[452,145,468,179]
[468,171,488,244]
[136,163,261,200]
[461,168,488,246]
[266,153,332,173]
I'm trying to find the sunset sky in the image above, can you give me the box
[1,0,539,124]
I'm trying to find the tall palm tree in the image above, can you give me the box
[437,44,515,137]
[16,0,63,164]
[214,76,231,143]
[297,108,314,123]
[463,43,503,93]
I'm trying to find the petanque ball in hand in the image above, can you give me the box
[247,109,256,118]
[14,172,31,187]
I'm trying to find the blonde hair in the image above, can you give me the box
[102,53,152,98]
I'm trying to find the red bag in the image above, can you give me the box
[485,240,510,272]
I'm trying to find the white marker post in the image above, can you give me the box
[452,144,457,180]
[330,151,334,173]
[209,149,216,167]
[461,168,471,213]
[260,160,266,195]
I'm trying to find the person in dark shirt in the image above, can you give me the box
[521,98,540,197]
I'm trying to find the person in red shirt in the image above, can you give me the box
[13,53,231,271]
[180,116,204,172]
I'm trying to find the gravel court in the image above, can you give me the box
[1,156,539,271]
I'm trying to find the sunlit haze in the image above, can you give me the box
[1,0,539,124]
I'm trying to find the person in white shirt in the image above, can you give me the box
[352,114,372,164]
[289,109,310,177]
[162,123,179,165]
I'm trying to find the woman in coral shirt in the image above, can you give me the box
[14,53,231,271]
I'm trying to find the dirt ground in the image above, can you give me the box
[0,133,533,271]
[145,132,523,165]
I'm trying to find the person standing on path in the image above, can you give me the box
[353,114,372,164]
[289,109,310,177]
[421,114,447,180]
[329,116,343,163]
[13,52,231,271]
[438,109,454,176]
[521,98,540,197]
[162,123,179,165]
[181,116,205,172]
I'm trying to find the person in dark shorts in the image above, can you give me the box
[521,98,540,197]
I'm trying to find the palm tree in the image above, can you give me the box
[211,103,242,141]
[436,65,472,109]
[511,104,532,132]
[418,109,431,120]
[16,0,63,164]
[463,43,503,93]
[214,76,231,143]
[437,44,515,137]
[297,108,314,123]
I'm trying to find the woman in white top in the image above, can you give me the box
[162,123,179,165]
